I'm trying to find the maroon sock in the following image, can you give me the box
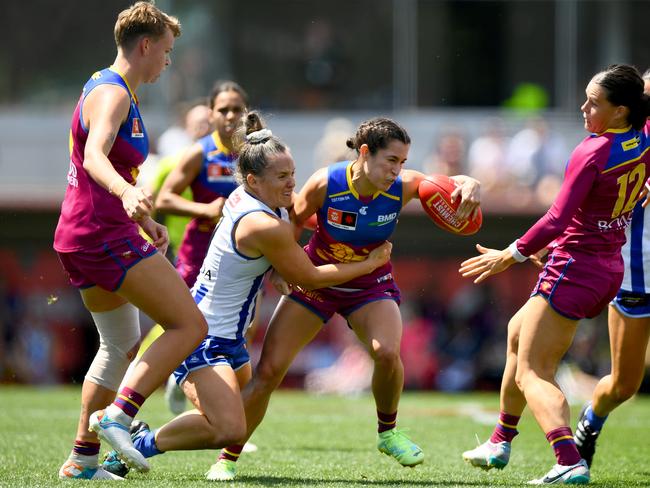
[546,426,582,466]
[73,440,100,457]
[377,410,397,433]
[489,412,520,443]
[112,386,146,418]
[219,445,244,463]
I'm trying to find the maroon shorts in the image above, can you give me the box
[532,249,623,320]
[288,280,401,323]
[57,235,157,292]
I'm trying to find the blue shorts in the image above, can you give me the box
[611,290,650,318]
[173,335,250,385]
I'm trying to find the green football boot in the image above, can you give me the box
[377,428,424,467]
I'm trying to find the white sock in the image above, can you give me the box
[104,403,134,426]
[69,451,99,467]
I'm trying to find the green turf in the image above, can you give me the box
[1,387,649,487]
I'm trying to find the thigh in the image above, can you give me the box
[235,361,252,389]
[608,304,650,379]
[116,252,204,329]
[517,295,579,375]
[80,286,128,313]
[258,296,323,373]
[183,365,244,425]
[347,299,402,352]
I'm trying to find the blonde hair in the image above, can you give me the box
[114,1,181,52]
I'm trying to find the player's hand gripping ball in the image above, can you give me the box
[418,175,482,235]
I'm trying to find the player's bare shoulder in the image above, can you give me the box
[400,168,425,203]
[304,167,329,195]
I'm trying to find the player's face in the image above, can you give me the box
[364,140,410,191]
[255,150,296,209]
[644,78,650,96]
[581,81,626,134]
[211,91,246,143]
[144,28,175,83]
[185,106,213,141]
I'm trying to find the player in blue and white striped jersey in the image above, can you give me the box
[103,111,391,481]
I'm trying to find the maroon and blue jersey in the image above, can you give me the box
[517,121,650,272]
[176,131,238,285]
[304,160,402,289]
[54,67,148,252]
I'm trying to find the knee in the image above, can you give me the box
[370,343,401,368]
[514,365,535,393]
[180,312,208,343]
[205,418,246,448]
[254,359,285,393]
[192,314,209,339]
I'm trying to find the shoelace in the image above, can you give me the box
[474,433,483,448]
[386,429,417,450]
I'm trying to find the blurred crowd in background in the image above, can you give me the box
[0,110,619,398]
[1,0,649,395]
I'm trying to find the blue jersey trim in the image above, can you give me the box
[630,202,646,293]
[193,283,209,305]
[236,272,265,340]
[230,209,277,260]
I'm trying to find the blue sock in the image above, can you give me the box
[585,404,608,432]
[133,430,163,458]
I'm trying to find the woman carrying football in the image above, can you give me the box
[212,116,481,479]
[460,64,650,485]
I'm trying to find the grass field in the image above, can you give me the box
[1,387,649,487]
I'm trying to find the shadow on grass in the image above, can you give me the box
[238,475,481,486]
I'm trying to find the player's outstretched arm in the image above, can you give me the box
[238,212,391,290]
[402,169,481,221]
[459,243,516,284]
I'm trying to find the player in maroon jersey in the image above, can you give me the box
[460,64,650,485]
[54,2,208,480]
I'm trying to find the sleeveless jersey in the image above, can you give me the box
[54,67,148,252]
[191,185,289,340]
[517,121,650,273]
[304,160,402,289]
[176,131,238,275]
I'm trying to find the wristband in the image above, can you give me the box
[507,240,528,263]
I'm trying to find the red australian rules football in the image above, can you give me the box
[418,175,482,235]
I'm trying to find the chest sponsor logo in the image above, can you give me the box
[207,163,234,182]
[331,195,351,202]
[369,211,398,227]
[131,117,144,138]
[327,207,357,230]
